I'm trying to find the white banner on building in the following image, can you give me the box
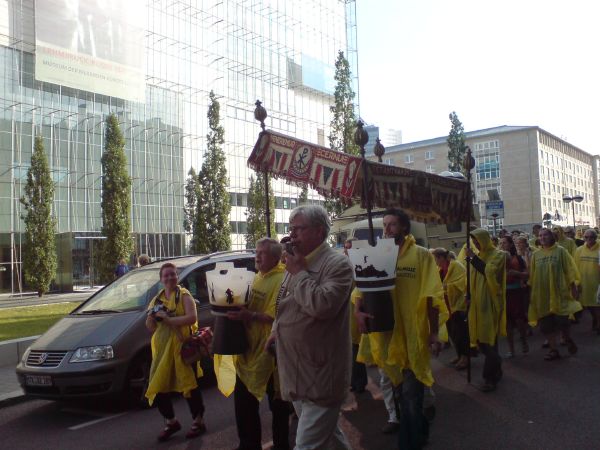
[34,0,146,102]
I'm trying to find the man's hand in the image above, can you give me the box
[284,250,308,275]
[429,333,442,357]
[355,310,374,334]
[465,247,476,258]
[571,284,580,300]
[227,308,253,322]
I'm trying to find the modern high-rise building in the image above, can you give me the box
[0,0,357,292]
[373,126,599,233]
[364,124,402,156]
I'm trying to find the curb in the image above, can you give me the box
[0,336,40,367]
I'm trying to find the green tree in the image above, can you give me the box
[183,167,199,235]
[20,136,57,296]
[298,186,309,205]
[193,91,231,254]
[447,111,468,174]
[100,114,133,281]
[326,50,359,219]
[245,173,276,249]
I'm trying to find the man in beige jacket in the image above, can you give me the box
[266,205,354,450]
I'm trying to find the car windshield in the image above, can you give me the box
[74,268,163,314]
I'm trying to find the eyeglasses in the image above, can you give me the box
[289,225,311,234]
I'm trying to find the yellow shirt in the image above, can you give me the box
[234,263,285,401]
[528,244,582,323]
[468,228,506,346]
[574,242,600,307]
[145,286,201,405]
[357,235,445,387]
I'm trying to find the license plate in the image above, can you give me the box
[25,375,52,386]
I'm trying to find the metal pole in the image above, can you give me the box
[572,201,576,230]
[253,101,271,239]
[463,146,475,384]
[354,121,374,245]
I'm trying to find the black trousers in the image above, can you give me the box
[446,311,470,358]
[234,375,291,450]
[351,343,368,390]
[479,341,502,384]
[155,382,205,420]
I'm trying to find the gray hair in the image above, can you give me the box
[289,205,331,240]
[256,237,283,259]
[584,229,597,238]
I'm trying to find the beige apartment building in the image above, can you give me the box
[372,126,599,232]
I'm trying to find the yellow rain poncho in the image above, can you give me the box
[553,226,577,256]
[468,228,506,347]
[145,286,202,406]
[233,263,285,401]
[574,242,600,307]
[357,235,445,387]
[444,259,467,313]
[528,243,582,323]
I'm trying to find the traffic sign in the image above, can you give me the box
[485,200,504,219]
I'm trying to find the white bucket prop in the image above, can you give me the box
[347,238,399,292]
[206,262,255,316]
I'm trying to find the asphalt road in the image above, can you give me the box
[3,315,600,450]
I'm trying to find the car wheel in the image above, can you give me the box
[125,352,152,409]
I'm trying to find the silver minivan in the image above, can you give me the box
[15,251,255,405]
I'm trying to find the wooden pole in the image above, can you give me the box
[464,146,475,384]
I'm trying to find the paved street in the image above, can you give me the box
[2,314,600,449]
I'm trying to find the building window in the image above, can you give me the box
[426,165,435,173]
[384,158,394,166]
[425,151,434,160]
[404,154,414,164]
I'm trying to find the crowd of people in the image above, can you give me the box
[141,204,600,450]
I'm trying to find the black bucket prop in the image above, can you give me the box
[212,314,249,355]
[206,262,255,355]
[347,237,398,332]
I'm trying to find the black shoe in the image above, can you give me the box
[423,405,436,422]
[381,422,400,434]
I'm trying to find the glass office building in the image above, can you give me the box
[0,0,356,292]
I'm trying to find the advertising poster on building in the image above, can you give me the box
[34,0,146,102]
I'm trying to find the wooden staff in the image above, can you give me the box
[254,100,271,237]
[463,146,475,383]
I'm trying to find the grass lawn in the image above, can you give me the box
[0,302,80,342]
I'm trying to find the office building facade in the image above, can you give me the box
[375,126,598,233]
[0,0,356,292]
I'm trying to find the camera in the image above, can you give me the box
[150,304,167,321]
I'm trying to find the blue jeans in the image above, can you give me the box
[396,369,428,450]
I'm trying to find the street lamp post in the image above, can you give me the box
[562,194,584,231]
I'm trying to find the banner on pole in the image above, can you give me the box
[248,131,471,223]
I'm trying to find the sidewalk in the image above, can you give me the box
[0,363,23,406]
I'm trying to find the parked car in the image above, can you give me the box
[15,251,256,406]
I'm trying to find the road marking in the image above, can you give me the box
[68,412,127,430]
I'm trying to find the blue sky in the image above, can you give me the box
[356,0,600,153]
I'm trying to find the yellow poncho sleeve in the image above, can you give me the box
[445,260,467,313]
[574,243,600,307]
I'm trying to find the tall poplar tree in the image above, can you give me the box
[447,111,467,174]
[20,136,57,296]
[245,173,276,249]
[183,167,199,236]
[326,50,359,218]
[193,91,231,253]
[100,114,133,281]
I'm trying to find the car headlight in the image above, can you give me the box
[69,345,114,363]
